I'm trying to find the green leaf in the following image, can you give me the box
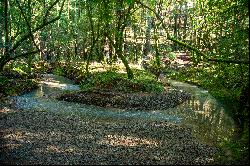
[126,0,134,5]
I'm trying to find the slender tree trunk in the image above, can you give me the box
[0,1,4,57]
[27,0,33,74]
[0,0,9,72]
[183,3,187,42]
[174,16,178,50]
[85,2,100,75]
[116,33,133,79]
[153,21,161,79]
[143,16,151,57]
[4,0,9,55]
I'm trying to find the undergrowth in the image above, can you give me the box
[80,69,165,93]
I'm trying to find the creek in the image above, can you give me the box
[10,74,236,146]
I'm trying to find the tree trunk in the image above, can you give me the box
[153,22,161,80]
[143,16,151,57]
[119,53,134,79]
[0,1,4,57]
[27,0,33,74]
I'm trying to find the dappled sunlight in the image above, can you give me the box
[76,133,95,140]
[190,99,216,118]
[0,0,247,163]
[40,80,68,88]
[98,134,159,147]
[194,156,214,164]
[3,130,28,151]
[2,129,86,157]
[31,75,80,97]
[32,144,82,159]
[88,62,143,73]
[0,73,238,164]
[203,100,214,114]
[4,131,26,140]
[45,145,77,154]
[0,107,13,114]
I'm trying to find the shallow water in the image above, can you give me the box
[163,79,235,145]
[11,74,235,146]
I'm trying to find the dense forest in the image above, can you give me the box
[0,0,249,165]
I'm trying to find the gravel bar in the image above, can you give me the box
[0,104,218,165]
[58,88,191,111]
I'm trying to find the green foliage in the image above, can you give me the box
[0,0,65,72]
[212,125,249,165]
[33,61,52,74]
[132,68,156,80]
[126,0,135,5]
[80,69,164,93]
[166,52,176,60]
[13,67,27,75]
[52,67,64,76]
[52,62,86,83]
[142,56,164,79]
[166,63,248,105]
[0,76,8,87]
[0,75,38,97]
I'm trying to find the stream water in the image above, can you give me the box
[10,74,236,146]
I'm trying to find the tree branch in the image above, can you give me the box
[8,0,66,55]
[4,0,9,53]
[16,0,41,52]
[43,0,60,24]
[1,50,40,68]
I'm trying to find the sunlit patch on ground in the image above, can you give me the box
[39,78,79,91]
[98,134,159,147]
[0,107,12,114]
[194,156,214,164]
[3,131,25,140]
[45,145,76,153]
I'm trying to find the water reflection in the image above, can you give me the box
[11,75,235,146]
[164,80,235,145]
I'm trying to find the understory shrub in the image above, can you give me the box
[80,69,165,93]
